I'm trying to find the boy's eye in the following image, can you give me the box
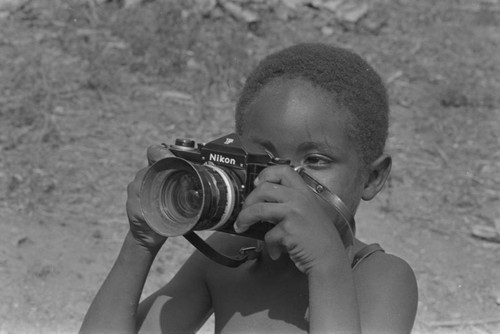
[303,155,332,167]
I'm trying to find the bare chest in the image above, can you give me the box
[207,260,310,333]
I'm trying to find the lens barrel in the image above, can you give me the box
[140,157,238,236]
[160,170,203,222]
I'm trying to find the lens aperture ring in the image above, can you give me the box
[199,164,236,231]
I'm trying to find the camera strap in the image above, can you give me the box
[294,167,356,250]
[184,232,261,268]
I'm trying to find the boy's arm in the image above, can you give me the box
[80,231,213,334]
[354,253,418,334]
[136,245,213,333]
[307,252,418,334]
[80,231,160,334]
[307,254,362,333]
[80,144,214,333]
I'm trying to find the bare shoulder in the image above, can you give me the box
[353,250,418,332]
[354,250,415,278]
[354,249,417,293]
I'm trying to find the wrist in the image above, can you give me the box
[123,231,163,260]
[307,258,341,280]
[126,229,166,256]
[306,246,351,277]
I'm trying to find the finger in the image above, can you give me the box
[127,167,149,195]
[147,144,173,166]
[264,226,289,261]
[234,202,287,233]
[243,182,289,208]
[126,168,149,213]
[255,165,306,189]
[134,166,149,181]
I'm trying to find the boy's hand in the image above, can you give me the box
[125,145,171,252]
[234,165,347,274]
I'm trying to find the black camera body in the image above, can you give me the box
[140,133,285,240]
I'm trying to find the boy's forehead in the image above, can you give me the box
[247,79,349,127]
[243,78,354,154]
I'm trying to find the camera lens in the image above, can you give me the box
[140,157,239,237]
[161,171,203,221]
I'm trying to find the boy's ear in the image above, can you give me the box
[362,154,392,201]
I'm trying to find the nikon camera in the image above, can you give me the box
[140,133,286,240]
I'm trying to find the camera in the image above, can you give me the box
[139,132,356,265]
[140,133,287,240]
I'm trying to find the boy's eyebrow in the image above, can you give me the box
[297,141,343,155]
[249,136,344,156]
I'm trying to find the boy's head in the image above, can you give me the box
[235,43,389,168]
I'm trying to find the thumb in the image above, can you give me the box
[147,144,173,166]
[265,230,284,261]
[268,245,282,261]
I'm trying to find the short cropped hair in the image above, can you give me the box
[235,43,389,167]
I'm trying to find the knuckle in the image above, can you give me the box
[265,228,280,244]
[279,219,296,234]
[146,146,158,164]
[258,182,273,192]
[147,144,162,156]
[254,203,267,220]
[266,224,294,249]
[258,168,270,181]
[279,210,302,234]
[285,203,301,217]
[147,144,171,165]
[281,236,295,249]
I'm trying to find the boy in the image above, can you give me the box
[81,43,418,333]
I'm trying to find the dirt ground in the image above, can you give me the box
[1,0,499,333]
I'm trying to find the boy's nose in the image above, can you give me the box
[289,158,303,169]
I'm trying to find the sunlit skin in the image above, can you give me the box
[80,77,418,334]
[237,77,368,226]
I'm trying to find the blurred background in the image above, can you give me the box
[0,0,499,333]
